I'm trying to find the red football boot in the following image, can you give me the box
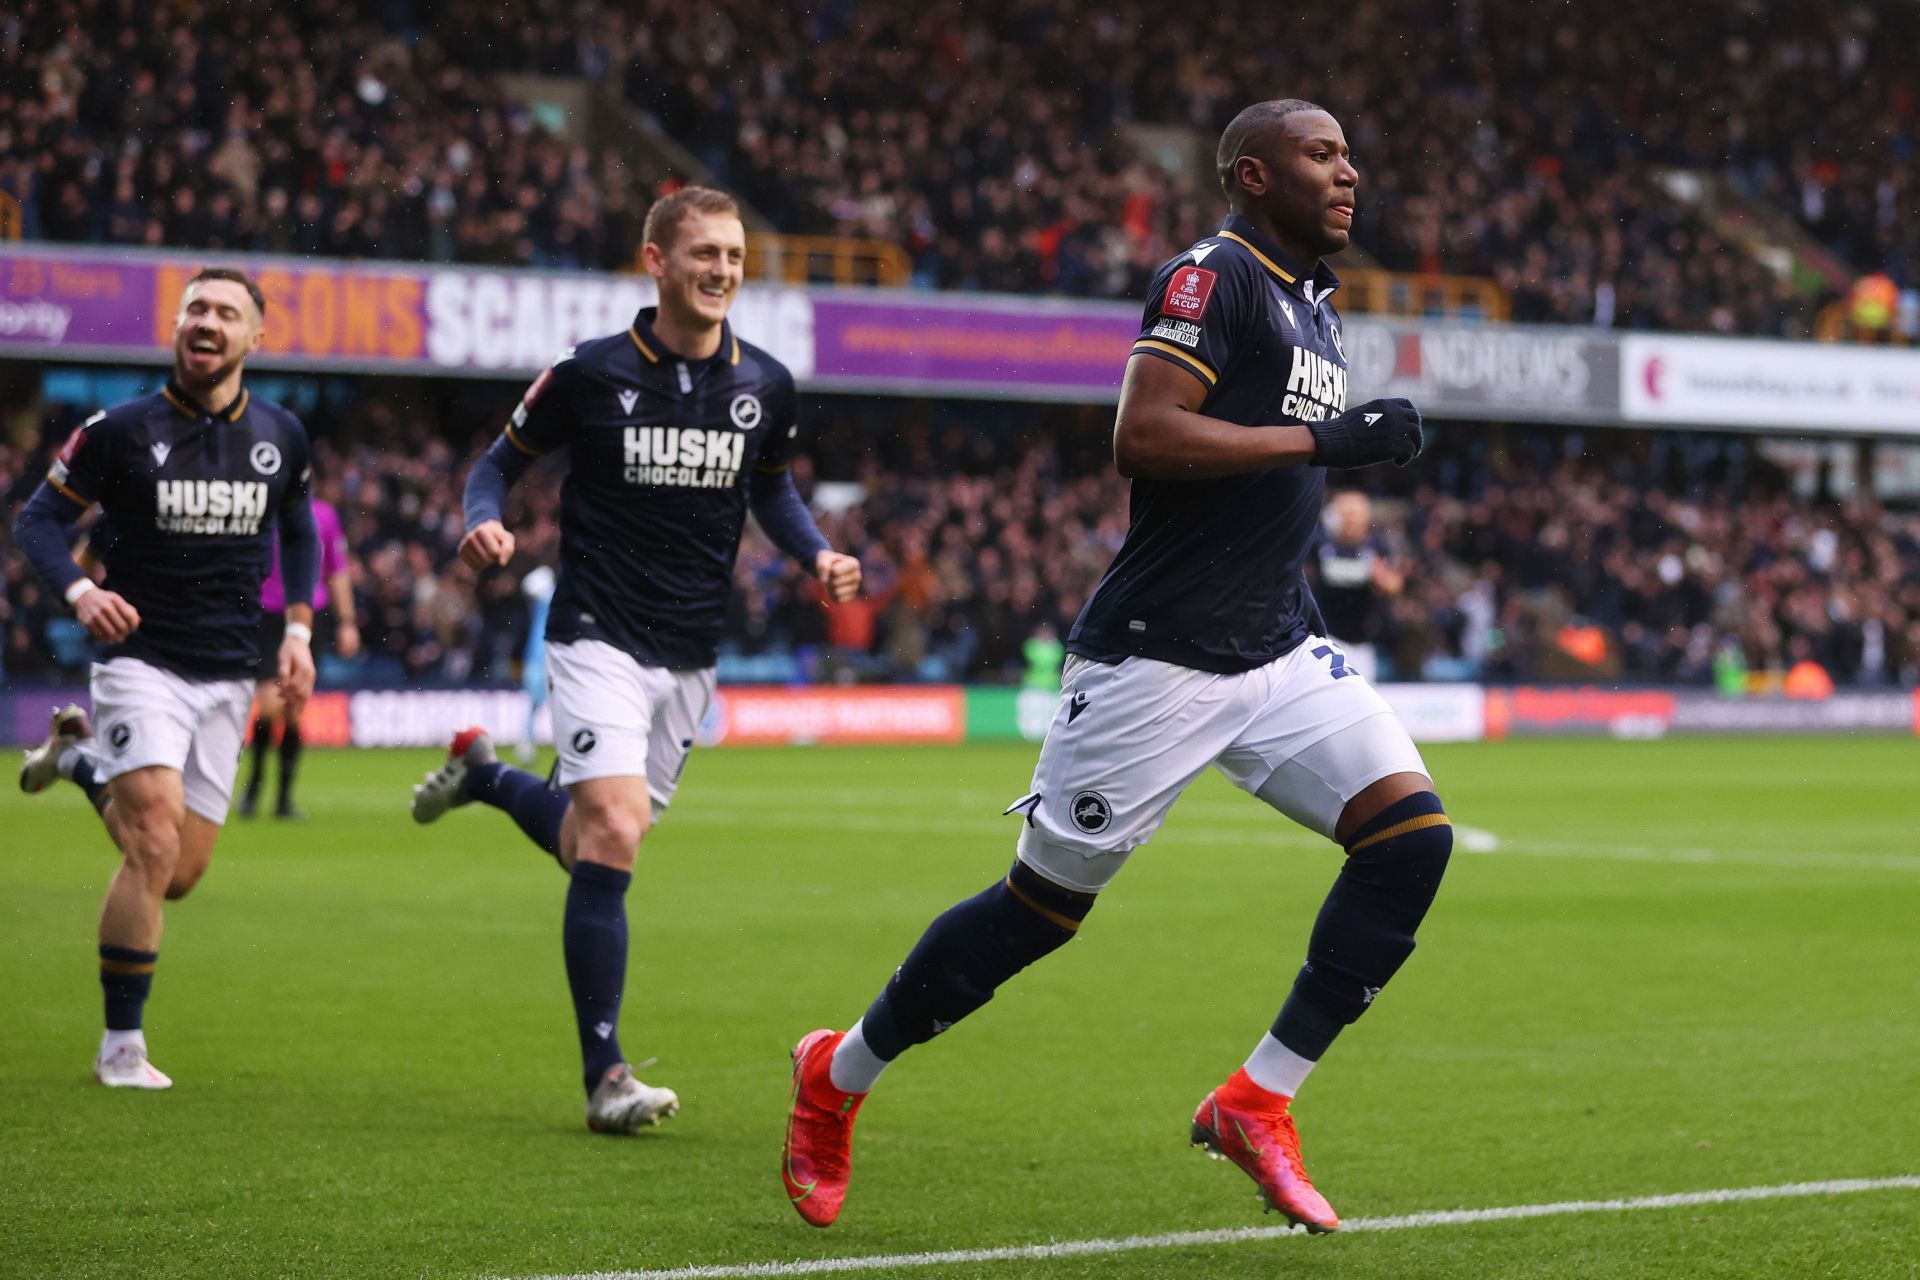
[782,1028,866,1227]
[1190,1068,1340,1232]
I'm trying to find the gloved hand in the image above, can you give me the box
[1307,398,1424,469]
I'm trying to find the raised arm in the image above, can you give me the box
[1115,355,1426,481]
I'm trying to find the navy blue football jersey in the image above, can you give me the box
[1069,213,1350,674]
[505,308,801,669]
[47,381,312,678]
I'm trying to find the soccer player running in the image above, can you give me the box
[408,187,862,1135]
[782,100,1443,1233]
[14,268,319,1089]
[237,489,358,820]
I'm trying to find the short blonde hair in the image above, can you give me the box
[642,187,741,251]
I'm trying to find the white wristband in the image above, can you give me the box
[284,621,313,643]
[65,578,96,606]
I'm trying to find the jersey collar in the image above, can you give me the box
[1215,214,1342,301]
[161,378,249,423]
[628,307,740,367]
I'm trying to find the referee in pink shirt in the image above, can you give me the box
[239,496,358,819]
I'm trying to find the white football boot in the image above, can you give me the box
[93,1041,173,1090]
[20,704,92,794]
[585,1063,679,1134]
[411,726,495,824]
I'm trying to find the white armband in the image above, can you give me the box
[284,621,313,643]
[65,579,96,606]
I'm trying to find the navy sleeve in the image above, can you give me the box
[468,353,572,531]
[502,351,578,456]
[464,434,538,531]
[1128,246,1255,395]
[748,468,830,567]
[278,508,319,613]
[11,483,90,598]
[753,370,802,475]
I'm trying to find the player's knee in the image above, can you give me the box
[576,800,649,859]
[1343,790,1451,887]
[119,812,183,883]
[874,863,1091,1050]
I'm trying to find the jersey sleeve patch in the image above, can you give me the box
[521,366,555,406]
[1160,266,1218,321]
[48,426,86,485]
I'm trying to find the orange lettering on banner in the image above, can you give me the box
[342,275,381,354]
[299,274,337,353]
[383,277,423,356]
[256,270,298,354]
[152,263,196,344]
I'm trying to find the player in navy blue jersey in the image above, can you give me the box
[14,267,319,1090]
[407,187,862,1135]
[783,101,1446,1232]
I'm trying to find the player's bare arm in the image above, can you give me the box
[277,602,317,719]
[1114,354,1316,479]
[1117,358,1424,479]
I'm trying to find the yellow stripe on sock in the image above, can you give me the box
[1347,812,1451,855]
[99,959,156,976]
[1004,876,1081,933]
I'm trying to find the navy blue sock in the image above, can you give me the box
[70,753,109,813]
[564,861,631,1095]
[1273,791,1452,1059]
[860,861,1090,1061]
[466,762,569,861]
[99,944,157,1031]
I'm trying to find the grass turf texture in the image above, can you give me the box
[1,736,1916,1279]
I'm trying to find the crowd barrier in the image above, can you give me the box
[5,684,1915,749]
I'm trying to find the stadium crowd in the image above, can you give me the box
[7,0,1915,334]
[0,0,659,269]
[5,396,1919,692]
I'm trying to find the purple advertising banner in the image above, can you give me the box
[0,242,1139,398]
[0,243,1640,412]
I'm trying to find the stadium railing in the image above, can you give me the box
[1339,270,1510,322]
[628,234,911,287]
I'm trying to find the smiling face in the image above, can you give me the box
[1231,109,1359,263]
[643,211,746,332]
[171,278,264,391]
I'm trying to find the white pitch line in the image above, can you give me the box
[510,1176,1920,1280]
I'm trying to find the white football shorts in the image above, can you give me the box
[88,657,254,824]
[546,638,715,813]
[1010,640,1429,893]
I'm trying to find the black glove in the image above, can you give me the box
[1307,398,1424,469]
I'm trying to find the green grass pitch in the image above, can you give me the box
[2,736,1917,1279]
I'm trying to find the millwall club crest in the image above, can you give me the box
[1069,790,1112,835]
[249,441,282,475]
[729,394,762,430]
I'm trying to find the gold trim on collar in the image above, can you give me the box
[162,385,249,422]
[629,327,660,363]
[1218,231,1298,285]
